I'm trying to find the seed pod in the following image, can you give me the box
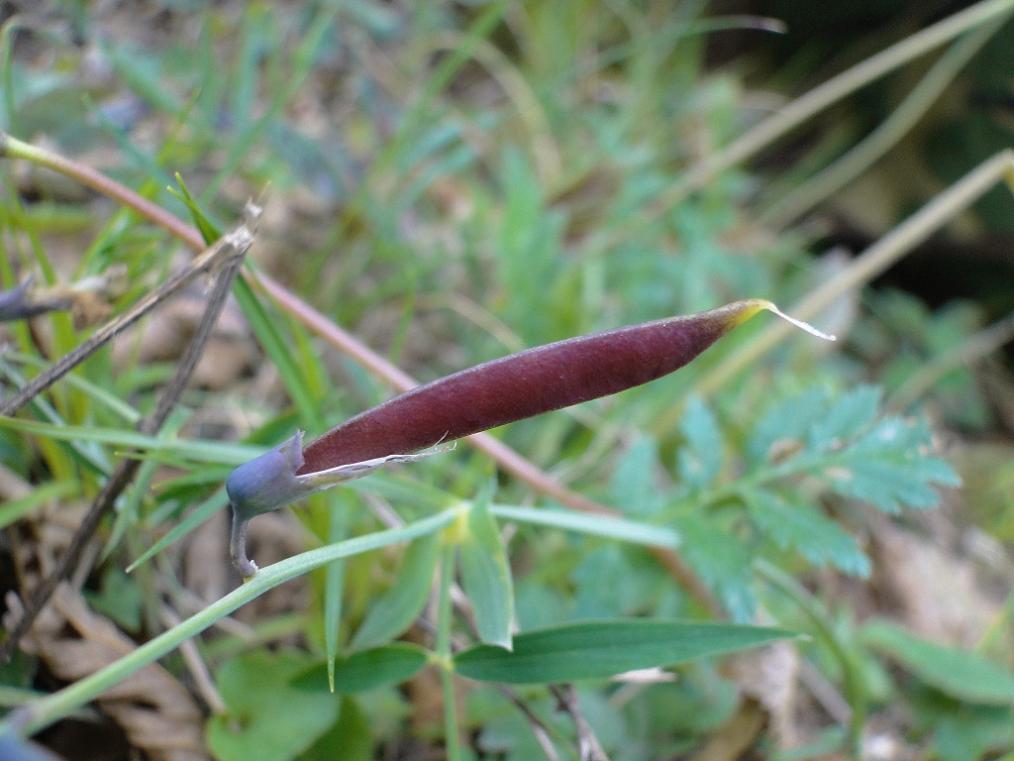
[226,299,832,576]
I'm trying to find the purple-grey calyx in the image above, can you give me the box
[226,432,450,578]
[0,279,53,322]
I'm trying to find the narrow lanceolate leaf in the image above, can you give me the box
[324,501,350,692]
[349,533,440,650]
[490,505,679,549]
[126,489,229,573]
[0,481,76,530]
[861,619,1014,705]
[459,488,514,649]
[453,619,793,684]
[293,644,429,694]
[225,300,833,574]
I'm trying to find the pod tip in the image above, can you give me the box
[757,300,837,341]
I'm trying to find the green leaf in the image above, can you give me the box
[747,387,827,465]
[301,696,374,761]
[745,489,870,577]
[677,396,722,491]
[172,175,320,432]
[0,480,75,530]
[170,173,222,242]
[0,359,110,475]
[104,409,189,561]
[572,546,663,619]
[460,489,515,649]
[2,350,141,423]
[85,567,142,632]
[349,533,439,650]
[807,385,880,450]
[454,619,792,684]
[232,276,319,430]
[746,387,960,517]
[0,415,263,465]
[207,650,339,761]
[931,704,1014,761]
[609,435,664,515]
[126,489,228,572]
[293,644,429,694]
[826,417,961,514]
[861,619,1014,705]
[676,514,755,621]
[491,504,679,548]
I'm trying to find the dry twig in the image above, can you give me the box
[0,224,253,417]
[0,213,256,661]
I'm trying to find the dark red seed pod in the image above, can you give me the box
[300,300,760,472]
[226,299,832,575]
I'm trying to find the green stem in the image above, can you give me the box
[648,147,1014,435]
[756,561,866,757]
[761,18,1007,228]
[889,311,1014,410]
[602,0,1014,244]
[437,541,461,761]
[3,509,456,738]
[661,448,853,520]
[324,502,349,693]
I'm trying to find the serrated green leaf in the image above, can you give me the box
[808,385,881,450]
[207,650,339,761]
[675,515,755,621]
[293,644,429,694]
[746,387,959,518]
[609,435,664,515]
[826,417,960,514]
[454,619,792,683]
[861,619,1014,705]
[349,533,439,650]
[677,396,722,491]
[745,489,870,576]
[460,488,514,649]
[747,387,828,465]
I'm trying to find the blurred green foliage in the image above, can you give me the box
[1,1,1012,759]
